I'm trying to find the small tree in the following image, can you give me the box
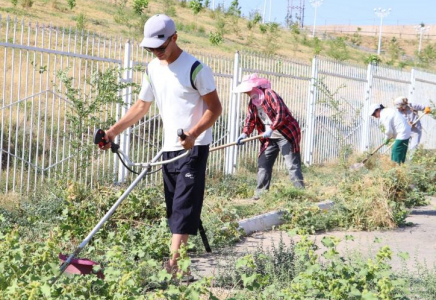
[350,27,362,46]
[227,0,241,16]
[263,23,281,55]
[57,68,139,179]
[364,54,382,65]
[312,37,323,55]
[133,0,149,15]
[76,13,87,31]
[20,0,33,8]
[67,0,76,10]
[209,31,223,45]
[189,0,203,15]
[387,37,402,65]
[114,0,133,31]
[326,37,349,61]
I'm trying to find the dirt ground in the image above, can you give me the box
[192,197,436,277]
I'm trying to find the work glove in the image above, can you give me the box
[424,106,431,114]
[262,128,274,139]
[384,138,391,146]
[236,133,247,145]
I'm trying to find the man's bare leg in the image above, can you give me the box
[167,234,189,273]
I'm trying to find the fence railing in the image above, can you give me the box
[1,15,435,194]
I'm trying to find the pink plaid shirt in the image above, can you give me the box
[242,89,301,154]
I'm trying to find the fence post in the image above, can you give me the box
[360,63,374,152]
[408,68,416,103]
[303,56,318,166]
[117,40,133,183]
[225,51,240,174]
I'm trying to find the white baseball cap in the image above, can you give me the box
[140,14,176,48]
[393,96,408,108]
[369,103,385,117]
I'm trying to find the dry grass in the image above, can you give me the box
[0,0,429,65]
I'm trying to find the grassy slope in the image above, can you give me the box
[0,0,417,66]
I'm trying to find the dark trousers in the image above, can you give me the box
[256,138,304,195]
[162,145,209,235]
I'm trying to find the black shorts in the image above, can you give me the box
[162,145,209,235]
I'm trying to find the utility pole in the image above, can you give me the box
[286,0,305,28]
[374,7,391,55]
[269,0,272,22]
[414,23,430,54]
[310,0,323,37]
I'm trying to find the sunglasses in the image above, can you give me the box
[145,35,174,53]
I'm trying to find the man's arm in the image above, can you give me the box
[382,113,394,140]
[101,100,152,150]
[410,103,426,111]
[181,90,222,149]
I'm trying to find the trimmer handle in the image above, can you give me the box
[177,129,187,141]
[94,128,119,153]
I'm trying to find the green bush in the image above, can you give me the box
[67,0,75,10]
[133,0,149,15]
[189,0,203,15]
[20,0,33,8]
[214,236,412,300]
[209,31,223,45]
[326,37,349,61]
[75,13,86,31]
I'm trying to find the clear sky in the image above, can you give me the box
[215,0,435,26]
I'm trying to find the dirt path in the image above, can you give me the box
[192,197,436,277]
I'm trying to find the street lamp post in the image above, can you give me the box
[414,23,430,54]
[310,0,323,37]
[374,7,391,55]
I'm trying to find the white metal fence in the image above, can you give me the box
[1,15,436,194]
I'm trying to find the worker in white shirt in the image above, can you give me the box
[369,103,411,164]
[393,96,431,157]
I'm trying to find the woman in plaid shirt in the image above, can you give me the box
[233,74,305,200]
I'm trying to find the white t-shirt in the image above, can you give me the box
[380,108,411,140]
[254,104,284,139]
[138,51,216,151]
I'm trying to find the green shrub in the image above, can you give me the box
[189,0,203,15]
[67,0,75,10]
[326,37,349,61]
[11,0,18,7]
[133,0,148,15]
[209,31,223,45]
[75,13,86,31]
[20,0,33,8]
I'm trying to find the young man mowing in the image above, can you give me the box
[100,14,222,279]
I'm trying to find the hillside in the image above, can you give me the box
[0,0,435,69]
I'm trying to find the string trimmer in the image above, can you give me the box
[51,128,197,284]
